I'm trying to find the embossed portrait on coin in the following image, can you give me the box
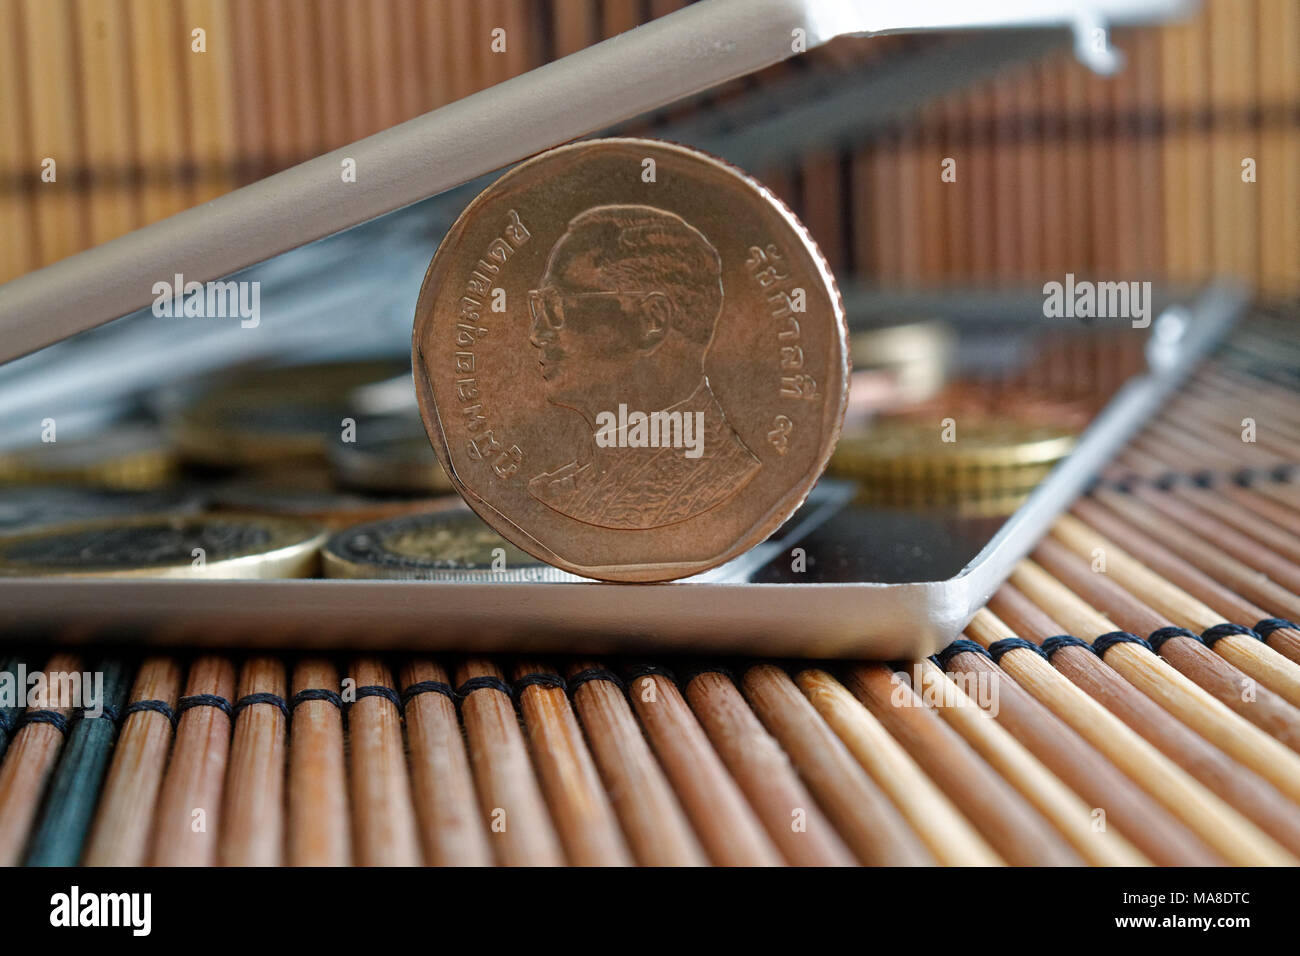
[526,204,760,530]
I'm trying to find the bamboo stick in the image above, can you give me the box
[1250,479,1300,513]
[683,668,855,866]
[1010,559,1300,806]
[563,662,706,866]
[288,659,351,866]
[794,667,1003,866]
[82,658,181,866]
[742,664,933,866]
[937,634,1212,866]
[456,659,563,866]
[1036,533,1300,747]
[399,660,489,867]
[151,656,236,866]
[0,653,80,865]
[1071,496,1300,658]
[1223,483,1300,540]
[1129,484,1300,593]
[626,666,781,866]
[347,658,421,866]
[991,584,1300,858]
[845,662,1083,866]
[968,605,1294,865]
[915,657,1148,866]
[1051,514,1300,709]
[219,657,288,866]
[511,661,632,866]
[1176,483,1300,566]
[25,660,131,866]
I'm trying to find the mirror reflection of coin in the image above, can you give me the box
[412,138,849,582]
[323,509,585,581]
[327,417,455,495]
[0,514,327,578]
[0,485,208,534]
[210,469,461,527]
[0,425,176,490]
[169,361,409,469]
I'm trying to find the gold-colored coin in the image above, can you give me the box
[323,508,584,581]
[0,425,176,490]
[0,513,327,578]
[829,420,1076,502]
[169,361,409,469]
[327,417,455,495]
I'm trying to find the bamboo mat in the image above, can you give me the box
[2,309,1300,866]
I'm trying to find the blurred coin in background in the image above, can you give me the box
[831,381,1082,509]
[327,415,455,495]
[0,424,176,490]
[844,320,953,429]
[323,508,584,582]
[211,467,461,528]
[0,513,327,578]
[167,360,409,470]
[0,484,209,534]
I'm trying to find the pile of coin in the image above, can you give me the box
[829,381,1086,512]
[0,359,501,579]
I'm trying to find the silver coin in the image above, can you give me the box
[323,509,586,582]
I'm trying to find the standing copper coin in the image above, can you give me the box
[412,138,848,582]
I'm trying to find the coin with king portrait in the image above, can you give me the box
[412,138,848,582]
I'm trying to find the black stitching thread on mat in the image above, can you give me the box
[1202,622,1258,648]
[987,638,1047,663]
[456,676,513,701]
[177,694,233,719]
[625,663,678,686]
[1148,626,1199,652]
[400,681,456,710]
[1041,635,1090,659]
[78,703,120,724]
[567,668,625,695]
[1256,618,1298,639]
[123,699,176,727]
[352,685,402,710]
[232,692,290,722]
[291,688,343,711]
[934,639,991,670]
[1092,631,1152,657]
[514,673,568,695]
[17,710,69,735]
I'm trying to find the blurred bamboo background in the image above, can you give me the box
[0,0,1295,292]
